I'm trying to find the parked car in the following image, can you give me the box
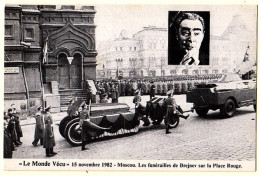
[186,74,256,117]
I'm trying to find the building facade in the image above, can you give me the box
[4,5,97,112]
[97,15,256,79]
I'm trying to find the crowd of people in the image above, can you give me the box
[4,74,222,158]
[95,74,222,102]
[4,105,23,158]
[4,105,57,158]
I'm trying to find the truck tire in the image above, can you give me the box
[64,118,84,146]
[59,116,72,138]
[151,117,164,125]
[220,99,236,117]
[195,107,209,116]
[164,116,180,128]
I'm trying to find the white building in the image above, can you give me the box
[97,16,256,79]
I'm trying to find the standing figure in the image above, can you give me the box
[32,105,44,147]
[4,114,15,158]
[78,102,91,151]
[133,90,150,126]
[11,106,23,145]
[111,84,119,103]
[163,90,189,134]
[163,90,177,134]
[67,97,77,117]
[7,109,20,146]
[43,106,57,157]
[150,82,156,99]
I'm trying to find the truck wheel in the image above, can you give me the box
[195,107,209,116]
[152,118,163,125]
[220,99,236,117]
[64,118,83,146]
[253,104,256,112]
[164,116,180,128]
[59,116,72,138]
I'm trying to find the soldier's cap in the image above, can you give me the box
[8,108,13,113]
[167,90,173,95]
[135,90,139,94]
[45,106,52,111]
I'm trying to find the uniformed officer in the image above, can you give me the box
[43,106,57,157]
[150,82,156,99]
[163,90,177,134]
[111,84,119,103]
[11,105,23,145]
[32,105,44,147]
[78,102,91,151]
[133,90,150,126]
[67,97,77,117]
[121,80,126,96]
[4,114,15,158]
[7,108,20,146]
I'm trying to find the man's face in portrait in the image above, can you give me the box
[177,19,204,55]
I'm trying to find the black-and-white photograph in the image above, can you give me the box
[2,3,257,172]
[168,11,210,65]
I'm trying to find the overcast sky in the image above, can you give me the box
[95,5,257,45]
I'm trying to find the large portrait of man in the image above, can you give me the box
[168,11,210,65]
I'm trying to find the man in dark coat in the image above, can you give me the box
[4,115,15,158]
[78,102,91,151]
[11,106,23,145]
[32,105,44,147]
[120,80,126,96]
[111,85,119,103]
[125,81,131,96]
[7,109,20,146]
[163,90,178,134]
[150,82,156,99]
[43,106,57,157]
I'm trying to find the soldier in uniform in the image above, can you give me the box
[133,90,150,126]
[121,80,126,96]
[163,90,178,134]
[78,102,91,151]
[11,105,23,145]
[125,80,131,96]
[163,90,189,134]
[7,108,20,146]
[43,106,57,157]
[4,114,15,158]
[150,82,156,99]
[157,81,162,95]
[32,105,44,147]
[67,97,77,117]
[111,84,119,103]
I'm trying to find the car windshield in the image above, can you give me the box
[219,74,242,82]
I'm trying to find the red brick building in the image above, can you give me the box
[4,5,97,112]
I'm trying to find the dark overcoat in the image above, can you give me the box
[34,112,44,139]
[43,112,55,148]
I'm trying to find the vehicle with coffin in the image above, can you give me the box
[59,97,183,146]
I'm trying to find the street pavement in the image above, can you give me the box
[13,95,256,160]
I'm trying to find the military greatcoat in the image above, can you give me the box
[163,96,177,127]
[43,112,55,148]
[34,111,44,139]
